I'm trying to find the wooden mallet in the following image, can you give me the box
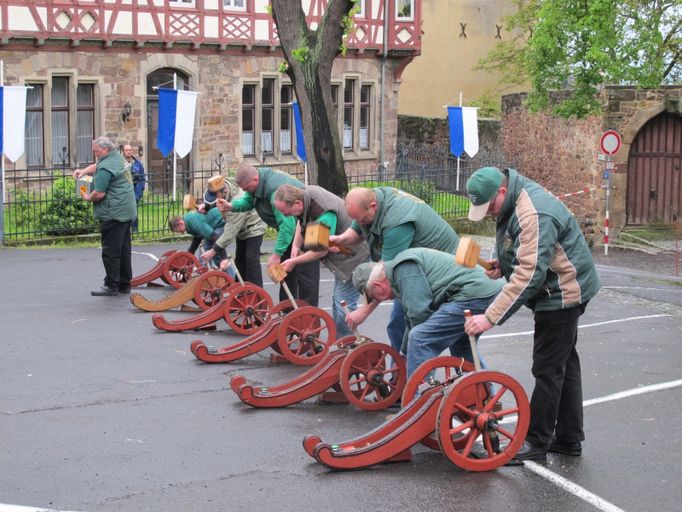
[303,222,354,256]
[266,263,299,310]
[455,236,493,270]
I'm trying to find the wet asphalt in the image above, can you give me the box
[1,241,681,512]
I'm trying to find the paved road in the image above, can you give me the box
[1,243,681,512]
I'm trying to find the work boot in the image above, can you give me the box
[512,441,547,461]
[91,286,119,296]
[548,437,582,456]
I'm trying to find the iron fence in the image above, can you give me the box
[1,144,507,244]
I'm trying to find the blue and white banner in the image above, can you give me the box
[448,106,479,158]
[292,100,307,162]
[0,85,29,162]
[157,89,200,158]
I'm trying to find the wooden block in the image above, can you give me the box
[208,174,225,192]
[267,263,288,284]
[455,236,480,268]
[183,194,196,210]
[304,222,331,252]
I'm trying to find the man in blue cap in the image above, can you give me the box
[464,166,600,461]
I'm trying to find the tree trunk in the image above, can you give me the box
[271,0,354,196]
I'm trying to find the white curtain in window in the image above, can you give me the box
[76,110,94,164]
[360,128,368,149]
[25,112,43,167]
[261,131,273,153]
[280,130,291,153]
[51,111,69,165]
[242,132,254,155]
[343,126,352,148]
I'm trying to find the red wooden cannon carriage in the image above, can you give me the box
[230,334,406,410]
[190,299,336,366]
[303,355,530,472]
[131,250,203,289]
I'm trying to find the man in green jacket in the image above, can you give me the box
[168,207,226,270]
[200,176,266,287]
[330,187,460,354]
[76,136,137,296]
[219,163,319,306]
[464,166,601,461]
[351,248,502,378]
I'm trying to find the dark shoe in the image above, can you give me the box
[548,437,582,456]
[118,286,132,294]
[91,286,119,296]
[512,441,547,461]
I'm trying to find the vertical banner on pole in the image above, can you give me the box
[292,100,308,185]
[448,106,479,190]
[157,88,199,198]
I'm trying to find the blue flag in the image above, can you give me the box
[448,106,479,158]
[157,89,200,158]
[292,100,307,162]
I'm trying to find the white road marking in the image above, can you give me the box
[603,285,682,293]
[132,250,158,262]
[583,378,682,407]
[482,314,671,339]
[523,461,626,512]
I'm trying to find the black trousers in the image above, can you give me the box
[234,235,264,287]
[527,303,587,447]
[100,219,132,289]
[280,244,320,307]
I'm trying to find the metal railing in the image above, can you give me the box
[1,145,507,244]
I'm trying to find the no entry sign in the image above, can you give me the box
[600,130,622,155]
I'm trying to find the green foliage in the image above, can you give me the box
[476,0,682,118]
[470,92,502,119]
[291,46,310,63]
[38,174,97,236]
[265,3,272,15]
[278,61,289,73]
[9,188,33,230]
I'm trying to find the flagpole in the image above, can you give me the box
[456,92,462,191]
[172,73,178,199]
[1,59,5,243]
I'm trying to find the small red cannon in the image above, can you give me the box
[303,357,530,472]
[190,298,336,366]
[230,334,406,410]
[130,269,234,313]
[151,257,274,335]
[131,250,203,289]
[302,310,531,472]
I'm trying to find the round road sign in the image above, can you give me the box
[600,130,622,155]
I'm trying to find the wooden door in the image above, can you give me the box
[626,112,682,224]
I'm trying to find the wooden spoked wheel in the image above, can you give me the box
[402,356,475,450]
[266,300,309,354]
[437,371,530,472]
[276,306,336,366]
[222,284,273,335]
[192,270,234,310]
[339,343,406,411]
[162,252,201,289]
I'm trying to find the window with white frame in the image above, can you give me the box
[395,0,414,21]
[222,0,246,10]
[169,0,195,7]
[51,77,70,165]
[76,84,95,165]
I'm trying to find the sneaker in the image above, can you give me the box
[91,286,119,296]
[548,437,582,456]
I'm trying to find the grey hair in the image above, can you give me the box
[367,262,387,289]
[92,136,116,151]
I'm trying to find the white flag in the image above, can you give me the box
[2,86,29,162]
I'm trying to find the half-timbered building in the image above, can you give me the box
[0,0,421,185]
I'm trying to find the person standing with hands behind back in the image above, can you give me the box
[463,166,600,461]
[74,136,137,296]
[123,144,145,232]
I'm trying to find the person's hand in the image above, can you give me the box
[196,203,206,213]
[346,305,370,331]
[219,258,232,271]
[464,314,494,336]
[201,248,215,263]
[267,253,281,267]
[290,245,300,259]
[281,259,296,273]
[79,189,90,201]
[485,259,501,279]
[216,198,231,212]
[73,168,84,179]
